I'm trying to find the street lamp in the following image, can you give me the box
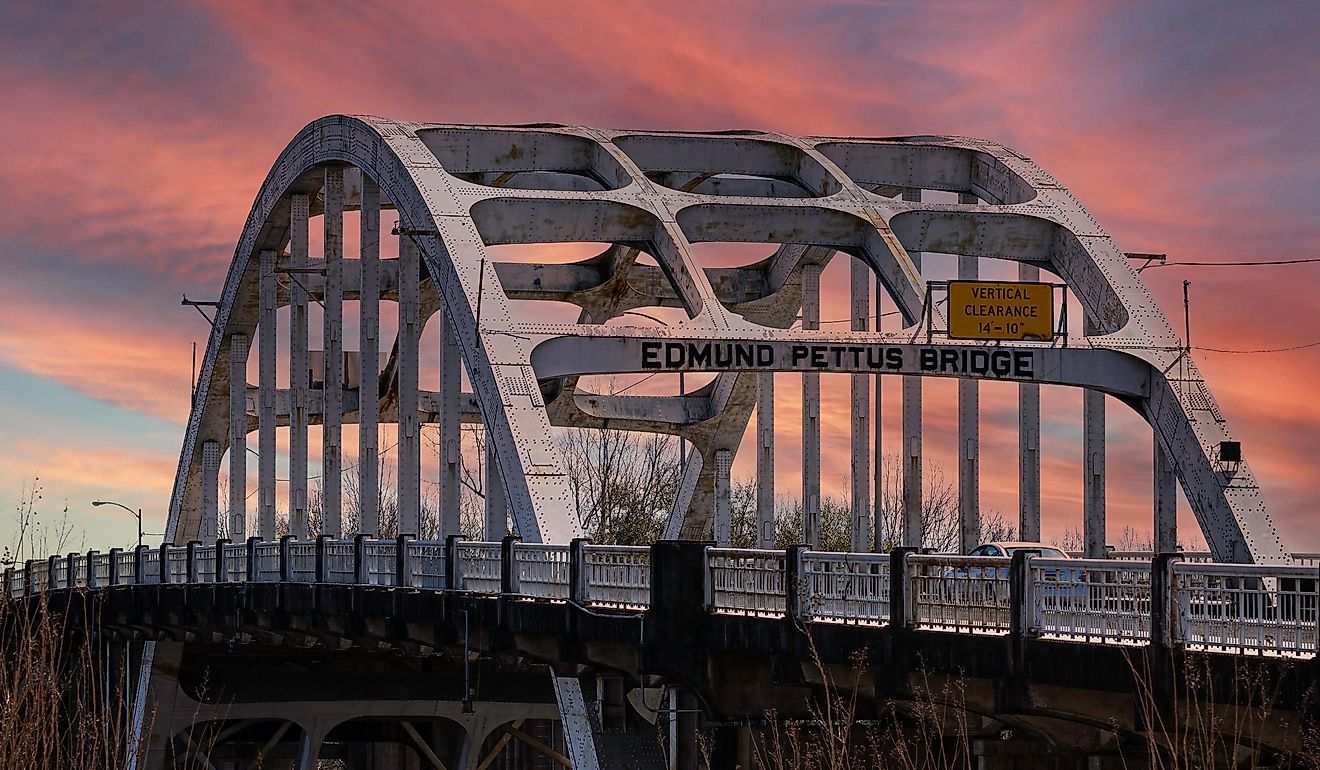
[92,500,148,549]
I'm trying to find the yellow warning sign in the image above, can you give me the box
[947,281,1054,341]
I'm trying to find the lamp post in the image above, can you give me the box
[92,500,146,549]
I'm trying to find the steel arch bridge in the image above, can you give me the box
[169,114,1288,564]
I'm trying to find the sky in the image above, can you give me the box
[0,0,1317,554]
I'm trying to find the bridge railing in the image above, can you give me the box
[706,548,788,618]
[578,543,650,609]
[906,554,1012,632]
[1030,558,1152,644]
[4,540,1316,659]
[797,550,890,625]
[1172,562,1318,657]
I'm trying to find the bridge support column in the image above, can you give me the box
[289,193,310,539]
[756,372,775,549]
[358,182,380,536]
[485,445,506,540]
[258,248,277,541]
[801,262,822,548]
[398,227,421,537]
[874,273,884,550]
[957,211,980,552]
[902,188,923,548]
[1083,317,1106,557]
[439,312,462,539]
[713,449,733,546]
[322,166,344,538]
[200,441,219,540]
[1155,433,1178,553]
[228,333,248,540]
[851,256,872,552]
[1018,265,1042,541]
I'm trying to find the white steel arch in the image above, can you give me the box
[167,115,1287,563]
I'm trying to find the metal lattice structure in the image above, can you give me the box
[168,114,1288,563]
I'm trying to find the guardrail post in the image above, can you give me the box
[23,560,33,597]
[47,555,58,590]
[279,535,294,582]
[246,537,259,582]
[445,535,462,591]
[108,549,122,586]
[501,535,520,594]
[569,537,591,605]
[133,545,148,585]
[785,544,808,622]
[353,534,368,584]
[186,541,199,583]
[66,553,78,589]
[215,539,230,582]
[1150,552,1183,649]
[315,535,330,583]
[159,543,172,584]
[395,534,413,586]
[889,547,919,629]
[3,568,12,598]
[1009,549,1041,639]
[86,550,98,589]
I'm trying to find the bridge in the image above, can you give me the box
[4,115,1314,768]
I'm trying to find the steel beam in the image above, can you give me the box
[1155,432,1178,553]
[755,371,774,549]
[1018,263,1042,542]
[358,181,380,536]
[200,440,219,540]
[901,188,923,548]
[957,266,980,551]
[398,226,421,537]
[438,312,462,539]
[1083,315,1106,557]
[801,262,822,548]
[485,445,506,540]
[851,257,871,552]
[873,275,884,550]
[713,449,733,547]
[258,249,277,541]
[228,333,248,541]
[289,194,310,539]
[322,167,344,538]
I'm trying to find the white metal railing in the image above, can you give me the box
[4,541,1316,660]
[1031,558,1151,644]
[799,551,890,625]
[362,540,397,586]
[708,548,786,617]
[321,541,356,584]
[457,542,502,593]
[1173,562,1318,657]
[250,542,280,582]
[581,545,650,609]
[407,541,446,589]
[908,554,1011,633]
[514,543,570,600]
[222,543,247,581]
[139,549,161,585]
[193,546,217,582]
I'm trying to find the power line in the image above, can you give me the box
[1140,257,1320,271]
[1196,341,1320,354]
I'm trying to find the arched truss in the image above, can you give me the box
[167,114,1287,563]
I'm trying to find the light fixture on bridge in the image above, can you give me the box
[1216,440,1242,475]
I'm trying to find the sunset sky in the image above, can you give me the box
[1,1,1317,553]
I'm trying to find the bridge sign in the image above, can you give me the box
[947,280,1054,341]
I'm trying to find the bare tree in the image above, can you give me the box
[558,427,681,545]
[4,479,77,565]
